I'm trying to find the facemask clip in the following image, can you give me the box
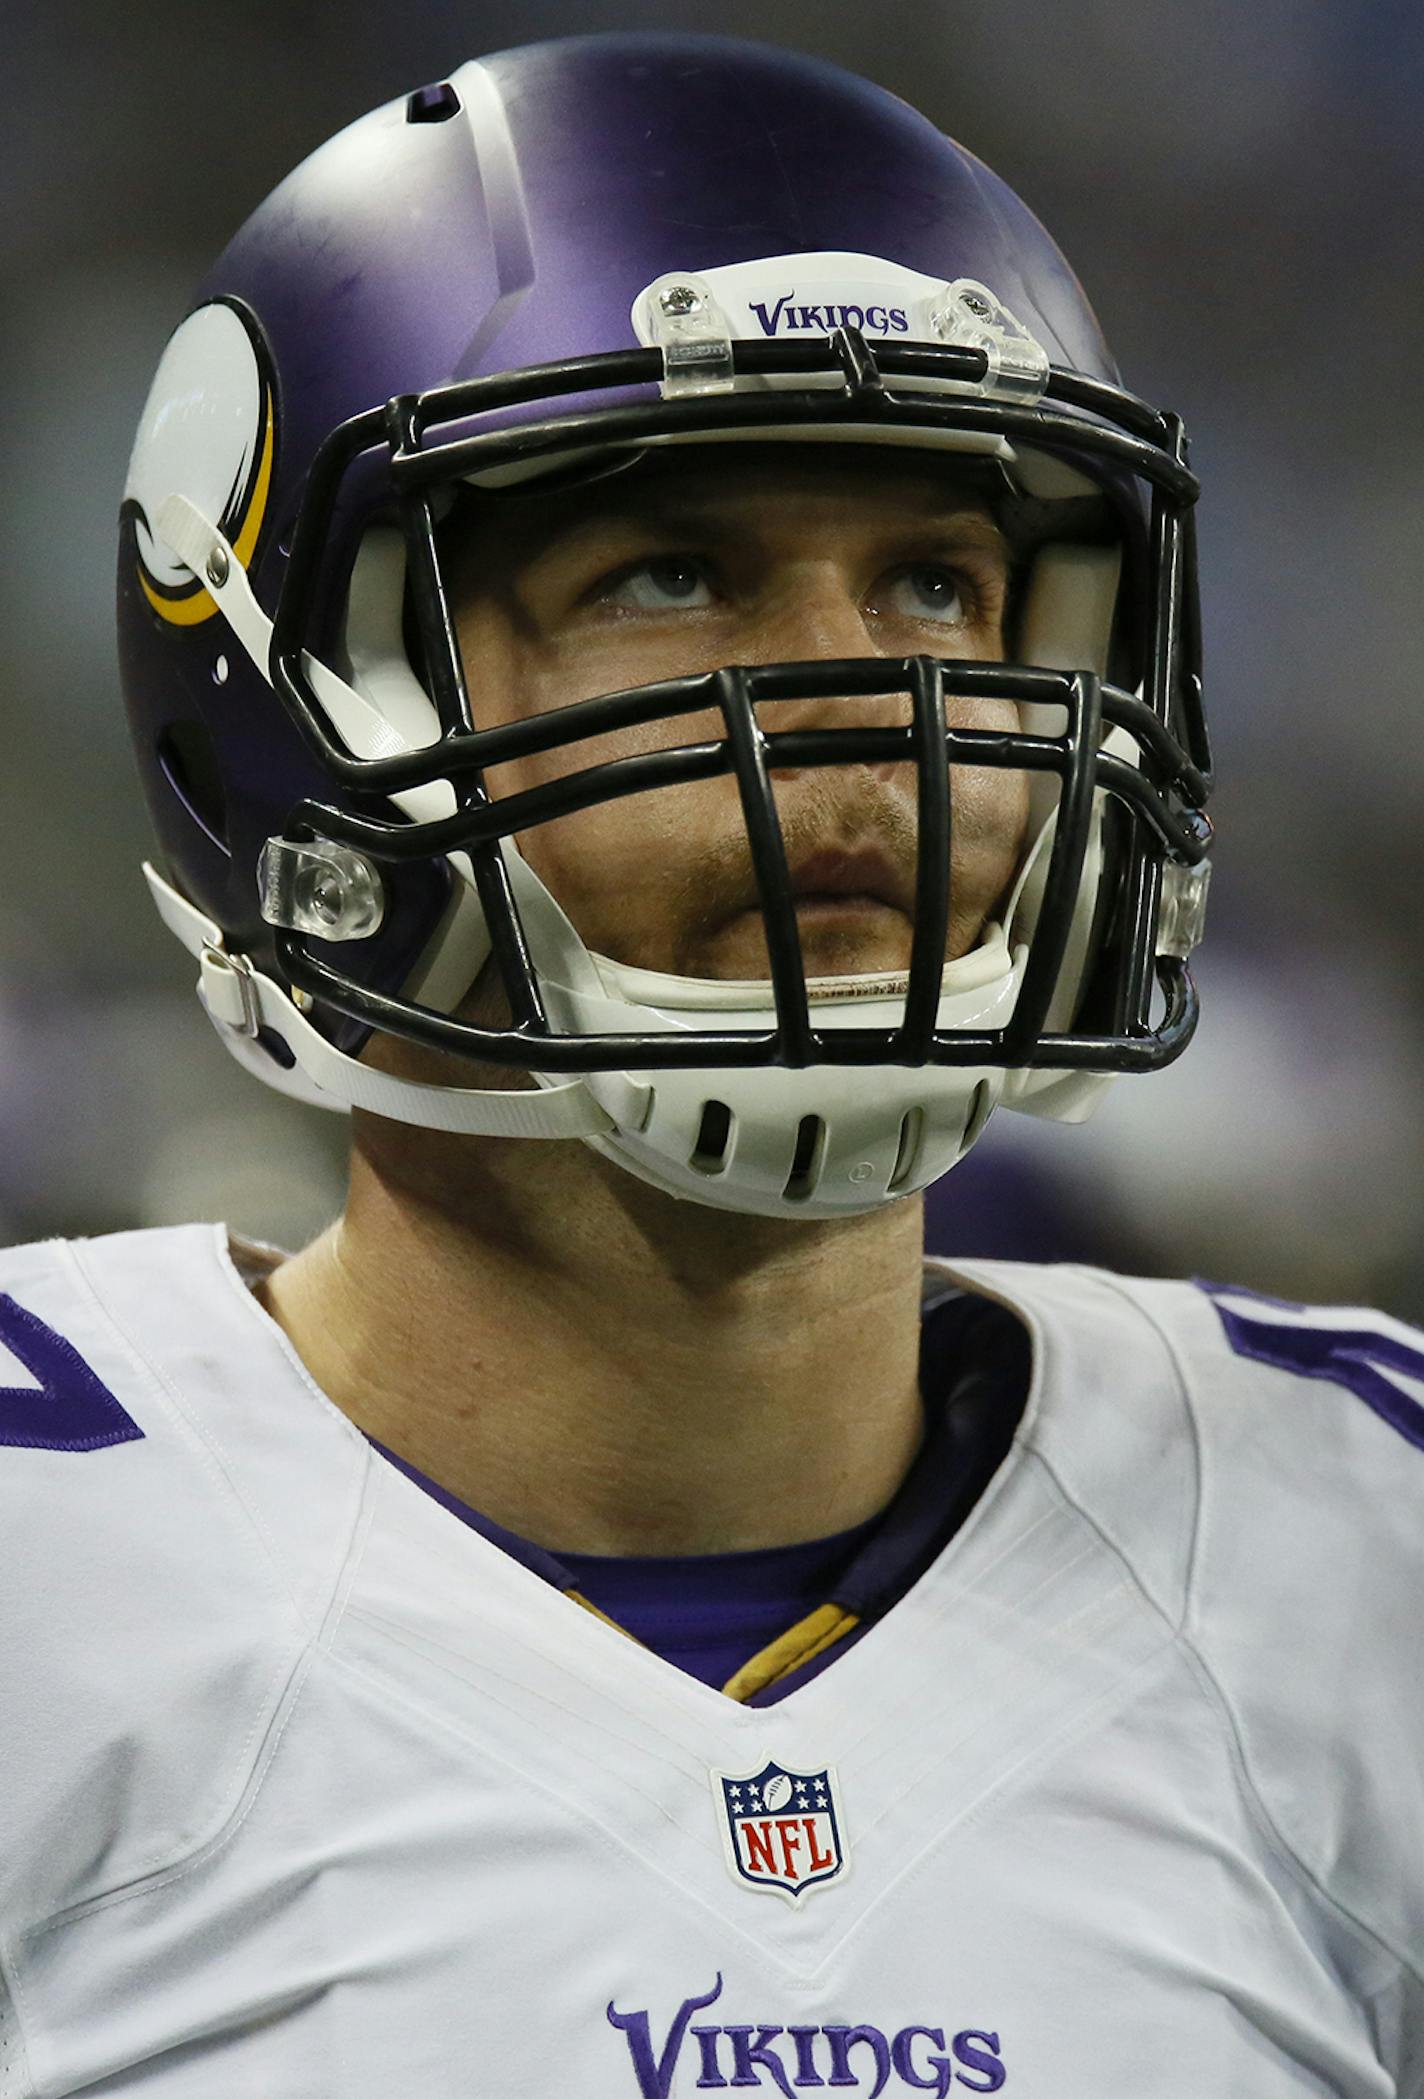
[924,279,1050,404]
[643,275,737,398]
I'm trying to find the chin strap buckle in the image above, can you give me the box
[199,942,263,1037]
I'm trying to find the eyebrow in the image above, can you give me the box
[481,483,1012,569]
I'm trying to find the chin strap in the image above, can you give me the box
[144,863,630,1139]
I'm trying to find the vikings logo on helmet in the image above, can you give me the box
[123,298,277,627]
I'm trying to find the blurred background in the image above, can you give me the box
[2,0,1421,1315]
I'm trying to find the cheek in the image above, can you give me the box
[455,610,728,938]
[945,700,1031,913]
[510,777,729,967]
[950,698,1029,836]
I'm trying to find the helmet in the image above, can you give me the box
[118,32,1211,1221]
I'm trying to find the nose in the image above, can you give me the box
[745,560,884,666]
[744,575,907,784]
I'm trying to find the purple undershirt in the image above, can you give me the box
[561,1516,880,1691]
[370,1285,1029,1701]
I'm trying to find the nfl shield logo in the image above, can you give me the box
[713,1759,847,1902]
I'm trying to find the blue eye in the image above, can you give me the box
[889,565,968,625]
[607,559,715,610]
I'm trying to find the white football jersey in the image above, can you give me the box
[0,1223,1421,2097]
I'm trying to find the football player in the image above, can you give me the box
[1,32,1420,2099]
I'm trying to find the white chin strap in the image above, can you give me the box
[143,863,631,1139]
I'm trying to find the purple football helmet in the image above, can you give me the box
[118,33,1210,1220]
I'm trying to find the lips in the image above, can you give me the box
[784,846,911,914]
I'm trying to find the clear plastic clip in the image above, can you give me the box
[258,837,386,942]
[643,274,736,399]
[926,280,1050,404]
[1157,858,1211,960]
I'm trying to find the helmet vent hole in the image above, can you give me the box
[888,1106,926,1194]
[406,82,462,124]
[782,1115,827,1204]
[690,1099,735,1175]
[963,1080,993,1150]
[156,722,230,855]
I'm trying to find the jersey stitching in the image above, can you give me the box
[1053,1264,1206,1624]
[340,1593,720,1786]
[79,1228,372,1660]
[0,1946,36,2099]
[1360,1961,1424,2099]
[0,1238,332,1943]
[315,1446,383,1656]
[209,1228,424,1662]
[209,1225,373,1460]
[334,1512,1109,1817]
[338,1521,1145,1863]
[327,1610,1159,1993]
[1172,1636,1419,1991]
[34,1240,307,1881]
[1027,1410,1420,1994]
[1091,1270,1424,1997]
[314,1637,839,1984]
[64,1235,314,1631]
[820,1638,1188,1966]
[18,1638,321,1943]
[855,1557,1167,1839]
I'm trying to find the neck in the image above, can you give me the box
[258,1113,928,1556]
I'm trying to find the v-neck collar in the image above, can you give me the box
[218,1227,1062,1735]
[362,1284,1030,1704]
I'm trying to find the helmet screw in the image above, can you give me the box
[659,283,702,316]
[205,544,231,588]
[961,290,992,319]
[310,871,346,924]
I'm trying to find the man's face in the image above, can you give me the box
[444,446,1028,983]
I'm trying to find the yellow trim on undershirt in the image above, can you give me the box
[564,1588,861,1700]
[566,1589,647,1643]
[720,1603,862,1704]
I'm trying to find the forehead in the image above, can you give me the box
[452,443,1006,558]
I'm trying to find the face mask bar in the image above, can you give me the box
[260,328,1210,1078]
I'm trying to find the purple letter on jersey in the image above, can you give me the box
[608,1979,1005,2094]
[0,1293,143,1451]
[607,1975,726,2098]
[1202,1282,1424,1454]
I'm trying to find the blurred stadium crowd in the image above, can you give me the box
[2,0,1422,1315]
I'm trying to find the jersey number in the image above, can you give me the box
[0,1293,144,1451]
[1203,1284,1424,1454]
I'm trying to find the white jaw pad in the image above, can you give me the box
[588,928,1012,1016]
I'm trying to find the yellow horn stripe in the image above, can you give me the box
[231,386,276,567]
[138,386,276,629]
